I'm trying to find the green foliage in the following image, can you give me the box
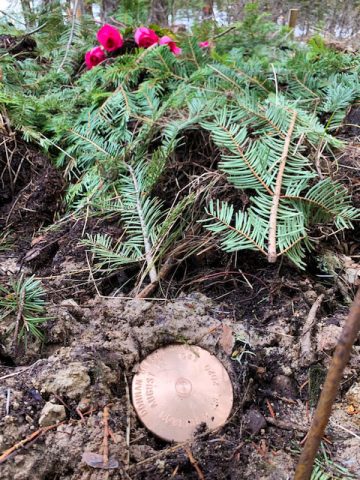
[0,10,359,275]
[0,276,49,345]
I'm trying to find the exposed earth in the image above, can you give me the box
[0,110,359,479]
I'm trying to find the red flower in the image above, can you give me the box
[134,27,159,48]
[85,46,106,70]
[159,36,181,55]
[97,24,123,52]
[199,41,210,48]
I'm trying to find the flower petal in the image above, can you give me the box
[97,24,123,52]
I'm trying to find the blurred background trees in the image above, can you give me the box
[1,1,359,39]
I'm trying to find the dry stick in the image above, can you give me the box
[184,446,205,480]
[0,359,42,381]
[124,374,131,468]
[134,238,192,298]
[0,422,64,464]
[102,406,110,466]
[268,111,298,263]
[300,294,325,367]
[0,407,97,465]
[135,256,177,299]
[294,287,360,480]
[265,417,308,433]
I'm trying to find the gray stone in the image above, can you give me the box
[39,402,66,427]
[243,408,267,435]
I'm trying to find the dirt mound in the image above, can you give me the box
[0,285,359,479]
[0,129,64,233]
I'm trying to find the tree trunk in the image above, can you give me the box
[21,0,33,28]
[149,0,169,26]
[84,1,94,17]
[101,0,119,21]
[202,1,214,20]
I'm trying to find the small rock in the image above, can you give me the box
[303,290,318,303]
[41,362,91,399]
[243,408,267,435]
[316,324,342,352]
[271,375,297,399]
[39,402,66,427]
[345,382,360,410]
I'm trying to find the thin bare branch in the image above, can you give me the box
[295,287,360,480]
[268,111,297,262]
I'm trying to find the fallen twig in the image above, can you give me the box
[0,422,64,464]
[268,111,298,262]
[124,374,131,468]
[265,417,308,433]
[184,446,205,480]
[0,406,97,464]
[300,294,325,366]
[57,0,78,72]
[0,359,43,381]
[294,287,360,480]
[102,406,110,466]
[265,399,276,419]
[128,164,158,285]
[135,256,177,298]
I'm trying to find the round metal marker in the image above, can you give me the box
[132,344,233,442]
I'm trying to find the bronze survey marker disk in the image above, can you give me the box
[132,344,233,442]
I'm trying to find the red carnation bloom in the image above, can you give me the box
[134,27,159,48]
[85,46,106,70]
[159,36,181,55]
[97,24,123,52]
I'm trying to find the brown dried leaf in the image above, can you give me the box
[219,324,234,355]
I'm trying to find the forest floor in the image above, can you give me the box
[0,109,359,479]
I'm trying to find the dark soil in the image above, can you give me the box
[0,34,37,58]
[0,125,359,479]
[0,130,64,233]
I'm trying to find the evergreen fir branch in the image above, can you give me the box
[283,179,359,229]
[0,276,49,345]
[201,113,274,194]
[182,36,205,69]
[127,164,158,282]
[84,234,142,270]
[201,200,267,255]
